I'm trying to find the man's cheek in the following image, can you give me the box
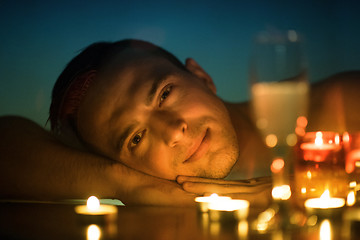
[147,146,175,179]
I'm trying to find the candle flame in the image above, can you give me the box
[210,193,219,198]
[304,189,345,209]
[320,190,330,200]
[347,191,356,206]
[315,131,323,146]
[87,196,100,211]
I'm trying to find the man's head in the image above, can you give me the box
[50,39,239,180]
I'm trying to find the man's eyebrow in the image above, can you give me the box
[116,123,136,154]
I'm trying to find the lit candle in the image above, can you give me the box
[300,132,340,162]
[75,196,118,223]
[195,193,231,213]
[208,198,249,222]
[295,131,348,204]
[304,190,345,218]
[305,190,345,209]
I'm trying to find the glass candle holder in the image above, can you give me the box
[343,132,360,206]
[294,131,348,205]
[343,132,360,175]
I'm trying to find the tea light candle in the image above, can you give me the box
[75,196,118,215]
[305,190,345,209]
[304,190,345,218]
[208,198,250,222]
[75,196,118,224]
[195,193,231,213]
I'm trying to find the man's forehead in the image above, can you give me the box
[100,51,180,95]
[84,54,176,131]
[78,49,183,139]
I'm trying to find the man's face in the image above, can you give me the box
[77,50,239,180]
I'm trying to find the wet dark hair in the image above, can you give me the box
[49,39,186,134]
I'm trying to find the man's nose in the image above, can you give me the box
[150,112,187,147]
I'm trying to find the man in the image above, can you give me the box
[0,39,359,206]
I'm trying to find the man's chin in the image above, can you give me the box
[195,165,233,179]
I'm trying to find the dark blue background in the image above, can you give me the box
[1,0,359,125]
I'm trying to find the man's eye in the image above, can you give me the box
[159,85,172,106]
[130,131,144,148]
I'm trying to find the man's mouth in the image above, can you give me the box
[184,129,210,164]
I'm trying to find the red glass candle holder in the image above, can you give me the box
[294,131,347,205]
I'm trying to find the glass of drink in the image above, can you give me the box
[249,29,309,229]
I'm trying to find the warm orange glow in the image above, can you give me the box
[345,150,360,173]
[195,193,231,212]
[304,189,345,209]
[321,189,330,199]
[87,224,101,240]
[286,133,297,146]
[295,116,308,137]
[343,132,350,143]
[271,158,284,173]
[295,126,306,136]
[349,181,357,188]
[87,196,100,211]
[306,170,312,179]
[335,134,340,145]
[272,185,291,200]
[265,134,277,148]
[319,220,331,240]
[315,131,323,145]
[75,196,118,216]
[297,116,308,128]
[347,190,356,206]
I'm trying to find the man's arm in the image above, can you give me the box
[308,71,360,133]
[0,116,194,205]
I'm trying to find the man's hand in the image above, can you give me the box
[177,176,272,208]
[116,166,196,206]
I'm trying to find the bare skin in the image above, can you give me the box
[0,116,195,206]
[176,71,360,207]
[0,46,359,207]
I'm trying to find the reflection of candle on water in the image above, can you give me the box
[304,190,345,209]
[319,219,332,240]
[87,224,101,240]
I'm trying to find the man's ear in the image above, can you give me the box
[185,58,216,94]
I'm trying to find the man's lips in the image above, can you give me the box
[183,129,210,164]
